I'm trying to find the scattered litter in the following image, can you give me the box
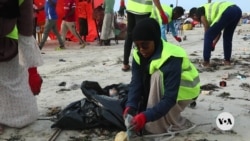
[183,35,187,41]
[0,135,24,141]
[201,84,219,91]
[240,83,250,91]
[58,81,66,86]
[46,106,62,116]
[189,101,197,108]
[201,90,212,95]
[59,59,66,62]
[208,105,224,111]
[56,88,71,93]
[217,92,230,98]
[219,80,227,87]
[209,127,237,135]
[237,73,247,80]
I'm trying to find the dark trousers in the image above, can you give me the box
[78,18,88,40]
[203,5,242,62]
[123,12,150,65]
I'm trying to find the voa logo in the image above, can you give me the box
[216,112,234,130]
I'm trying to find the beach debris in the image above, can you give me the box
[190,53,198,56]
[201,90,212,95]
[195,139,215,141]
[209,127,237,135]
[219,81,227,87]
[58,81,66,86]
[114,131,127,141]
[189,101,197,108]
[217,92,230,98]
[237,73,247,80]
[56,88,71,92]
[208,105,224,111]
[46,106,61,116]
[66,83,80,90]
[242,34,250,41]
[183,35,187,41]
[70,128,117,141]
[0,135,24,141]
[200,84,219,91]
[59,59,66,62]
[48,128,62,141]
[240,83,250,91]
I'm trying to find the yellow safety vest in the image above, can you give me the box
[133,40,200,101]
[151,4,172,25]
[127,0,153,14]
[203,1,233,26]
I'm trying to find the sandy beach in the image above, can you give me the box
[1,24,250,141]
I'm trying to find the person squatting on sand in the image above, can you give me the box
[192,1,242,67]
[0,0,43,134]
[123,18,200,135]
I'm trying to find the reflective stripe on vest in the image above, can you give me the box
[6,0,24,40]
[133,41,200,100]
[127,0,153,14]
[204,1,233,26]
[151,4,172,25]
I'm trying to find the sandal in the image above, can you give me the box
[122,65,131,72]
[0,124,4,135]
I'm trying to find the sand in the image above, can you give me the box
[1,24,250,141]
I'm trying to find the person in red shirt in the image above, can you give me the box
[77,0,89,42]
[61,0,86,48]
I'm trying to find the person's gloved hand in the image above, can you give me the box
[123,107,137,118]
[28,67,43,95]
[174,36,182,42]
[118,1,126,16]
[211,42,216,51]
[159,10,168,24]
[131,113,146,132]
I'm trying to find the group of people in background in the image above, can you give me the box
[34,0,89,50]
[0,0,242,139]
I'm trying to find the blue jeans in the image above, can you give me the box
[161,24,167,41]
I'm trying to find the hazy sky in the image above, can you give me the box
[114,0,250,13]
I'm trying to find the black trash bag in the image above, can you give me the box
[51,98,114,130]
[80,81,128,130]
[51,81,128,130]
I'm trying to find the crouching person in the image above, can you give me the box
[123,18,200,135]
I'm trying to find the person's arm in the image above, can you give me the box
[152,0,164,14]
[169,21,182,42]
[143,57,182,121]
[153,0,168,24]
[214,32,221,44]
[126,58,144,109]
[201,15,209,32]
